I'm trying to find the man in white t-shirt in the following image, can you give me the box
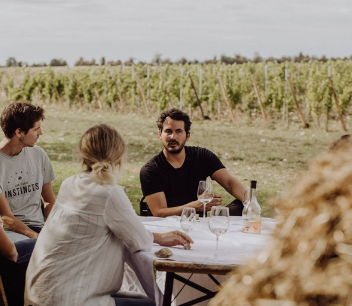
[0,101,56,242]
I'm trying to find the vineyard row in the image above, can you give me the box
[0,61,352,130]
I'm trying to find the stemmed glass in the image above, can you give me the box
[197,180,214,219]
[243,188,250,208]
[208,206,229,261]
[242,188,251,232]
[180,207,196,250]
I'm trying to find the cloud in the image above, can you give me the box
[1,0,352,65]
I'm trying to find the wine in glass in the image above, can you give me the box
[180,207,196,249]
[197,180,214,219]
[208,206,229,261]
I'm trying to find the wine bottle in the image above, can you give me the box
[242,180,261,234]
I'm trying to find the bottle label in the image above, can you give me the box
[242,216,250,231]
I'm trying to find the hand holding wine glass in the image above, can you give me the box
[180,207,196,250]
[208,206,229,261]
[197,180,214,219]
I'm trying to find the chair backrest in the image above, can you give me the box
[139,196,153,217]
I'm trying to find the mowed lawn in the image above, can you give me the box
[1,102,349,217]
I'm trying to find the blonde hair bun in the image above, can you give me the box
[79,124,126,185]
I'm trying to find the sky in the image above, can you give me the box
[1,0,352,66]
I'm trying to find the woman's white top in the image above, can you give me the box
[25,174,153,306]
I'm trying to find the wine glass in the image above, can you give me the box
[180,207,196,250]
[243,188,250,208]
[242,188,251,232]
[197,180,214,219]
[208,206,229,261]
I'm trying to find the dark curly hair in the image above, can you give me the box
[1,101,45,138]
[156,108,192,134]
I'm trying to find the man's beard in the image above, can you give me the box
[164,140,186,154]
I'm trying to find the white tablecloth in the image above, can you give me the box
[123,216,276,306]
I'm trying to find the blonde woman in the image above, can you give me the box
[25,124,192,306]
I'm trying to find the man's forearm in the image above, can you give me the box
[152,200,203,217]
[222,177,245,201]
[2,216,38,238]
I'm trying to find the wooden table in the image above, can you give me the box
[154,260,237,306]
[124,216,276,306]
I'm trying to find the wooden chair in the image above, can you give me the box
[139,196,153,217]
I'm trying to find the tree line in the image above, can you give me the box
[3,53,352,68]
[1,61,351,133]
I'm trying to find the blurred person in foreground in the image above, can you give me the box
[209,138,352,305]
[140,108,245,217]
[25,124,193,306]
[0,101,56,242]
[329,134,351,151]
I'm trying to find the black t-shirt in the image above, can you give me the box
[140,146,225,208]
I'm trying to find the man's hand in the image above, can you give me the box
[186,194,222,212]
[0,193,39,238]
[153,231,194,249]
[206,194,222,211]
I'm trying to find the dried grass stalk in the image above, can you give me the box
[210,141,352,306]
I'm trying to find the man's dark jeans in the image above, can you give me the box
[0,257,28,306]
[0,239,36,305]
[226,198,244,216]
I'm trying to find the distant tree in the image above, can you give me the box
[175,57,188,65]
[233,54,248,64]
[6,57,18,67]
[50,58,67,66]
[203,56,218,64]
[75,57,84,66]
[100,57,105,66]
[161,58,172,65]
[277,56,292,63]
[265,56,277,63]
[294,52,309,63]
[310,55,319,62]
[74,57,97,66]
[124,58,134,66]
[32,62,47,67]
[253,52,263,63]
[320,55,327,62]
[152,54,162,66]
[107,60,122,66]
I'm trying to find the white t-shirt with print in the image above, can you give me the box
[0,145,55,228]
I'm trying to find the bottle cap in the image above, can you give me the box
[250,180,257,189]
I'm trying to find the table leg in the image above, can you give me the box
[163,272,175,306]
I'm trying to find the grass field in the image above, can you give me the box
[0,102,349,217]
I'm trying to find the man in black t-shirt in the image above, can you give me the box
[140,108,245,217]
